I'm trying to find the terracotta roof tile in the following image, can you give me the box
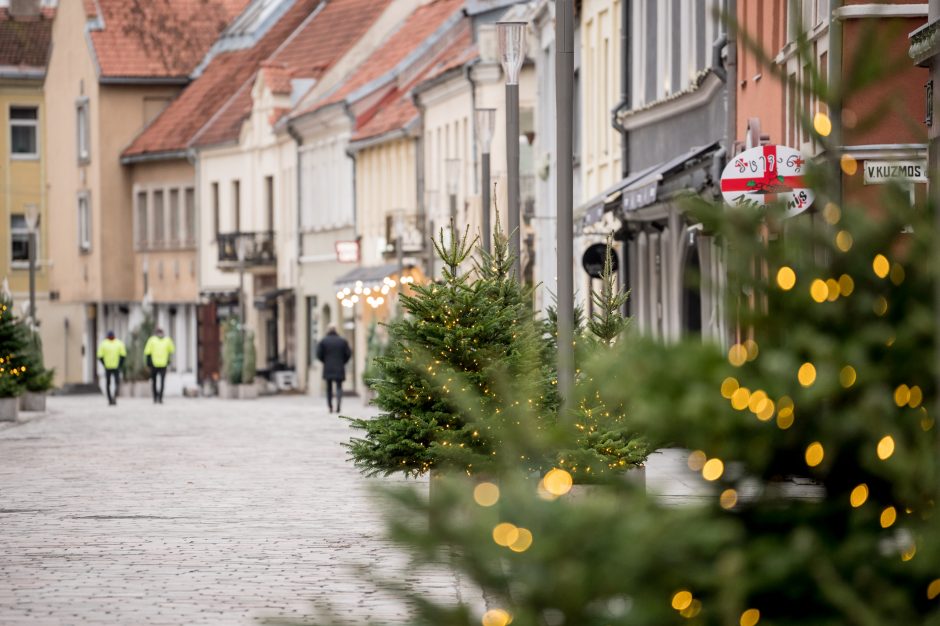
[351,24,472,143]
[125,0,391,157]
[89,0,250,79]
[261,61,292,94]
[299,0,465,117]
[0,8,53,70]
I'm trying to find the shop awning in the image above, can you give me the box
[621,142,721,213]
[254,287,294,308]
[333,263,403,290]
[575,163,659,229]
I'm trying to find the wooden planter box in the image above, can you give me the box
[20,391,46,412]
[0,396,19,422]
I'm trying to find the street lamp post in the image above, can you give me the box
[556,0,575,402]
[445,158,461,230]
[23,204,38,328]
[474,108,496,254]
[497,21,527,283]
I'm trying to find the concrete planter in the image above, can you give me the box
[237,383,258,400]
[218,381,238,399]
[20,391,46,412]
[0,396,19,422]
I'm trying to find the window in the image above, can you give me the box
[153,190,165,247]
[78,192,91,252]
[10,214,30,263]
[232,180,241,232]
[306,296,318,367]
[76,98,90,163]
[136,191,148,248]
[184,187,195,246]
[169,189,180,246]
[264,175,274,232]
[211,182,220,239]
[10,106,38,158]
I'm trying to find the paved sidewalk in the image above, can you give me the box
[0,395,462,625]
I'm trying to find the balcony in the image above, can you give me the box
[383,212,426,258]
[217,231,276,270]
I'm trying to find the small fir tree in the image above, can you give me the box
[222,318,244,385]
[0,294,29,397]
[20,326,54,392]
[125,313,155,381]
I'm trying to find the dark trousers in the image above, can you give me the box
[326,379,343,411]
[105,369,120,404]
[151,367,167,402]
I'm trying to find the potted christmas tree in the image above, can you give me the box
[124,314,154,397]
[0,295,28,421]
[219,318,242,399]
[20,325,54,411]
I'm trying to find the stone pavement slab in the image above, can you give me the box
[0,395,465,625]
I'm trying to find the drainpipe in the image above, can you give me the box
[611,0,631,179]
[466,62,480,195]
[286,122,304,259]
[723,0,735,157]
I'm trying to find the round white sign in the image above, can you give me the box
[720,145,814,217]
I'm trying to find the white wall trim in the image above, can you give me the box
[841,143,928,159]
[620,72,723,131]
[834,4,927,20]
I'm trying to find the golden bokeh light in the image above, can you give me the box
[874,296,888,317]
[777,412,795,430]
[850,483,868,508]
[756,398,775,421]
[721,377,740,399]
[492,523,520,547]
[810,279,829,303]
[890,263,905,285]
[894,384,911,407]
[840,154,858,175]
[731,387,751,411]
[826,278,840,301]
[909,385,923,408]
[720,488,738,510]
[740,608,761,626]
[798,362,816,387]
[835,230,853,252]
[482,608,512,626]
[671,590,693,611]
[877,435,895,460]
[542,468,573,496]
[838,274,855,296]
[927,579,940,600]
[813,112,832,136]
[880,506,897,528]
[805,442,825,467]
[744,339,759,361]
[872,254,890,278]
[474,482,500,507]
[776,266,796,290]
[728,343,748,367]
[901,542,916,562]
[823,202,841,224]
[839,365,857,388]
[680,599,703,618]
[748,390,768,414]
[509,528,533,553]
[702,458,724,481]
[687,450,707,472]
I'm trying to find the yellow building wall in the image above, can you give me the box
[0,83,47,295]
[581,0,623,200]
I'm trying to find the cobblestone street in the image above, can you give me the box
[0,395,462,625]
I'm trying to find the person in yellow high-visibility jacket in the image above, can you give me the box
[144,327,175,404]
[96,330,127,406]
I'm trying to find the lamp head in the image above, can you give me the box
[497,21,528,85]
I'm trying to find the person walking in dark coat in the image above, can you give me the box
[316,326,351,413]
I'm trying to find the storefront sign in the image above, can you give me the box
[720,144,813,217]
[863,160,927,185]
[582,243,619,279]
[335,241,360,263]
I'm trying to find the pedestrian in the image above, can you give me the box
[96,330,126,406]
[316,326,351,413]
[144,327,175,404]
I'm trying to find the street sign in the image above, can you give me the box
[335,241,359,263]
[720,144,813,217]
[863,160,927,185]
[582,243,618,279]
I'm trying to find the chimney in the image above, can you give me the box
[9,0,41,20]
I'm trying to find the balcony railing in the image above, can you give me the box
[384,212,426,258]
[217,231,276,269]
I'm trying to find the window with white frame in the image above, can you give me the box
[153,190,165,247]
[10,213,32,264]
[10,106,38,158]
[169,189,180,246]
[184,187,195,246]
[136,190,148,249]
[76,98,90,163]
[783,9,829,154]
[78,192,91,252]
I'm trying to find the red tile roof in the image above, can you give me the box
[351,24,473,143]
[297,0,465,118]
[124,0,391,158]
[0,8,54,71]
[88,0,249,80]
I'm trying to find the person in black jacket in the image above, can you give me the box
[316,326,352,413]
